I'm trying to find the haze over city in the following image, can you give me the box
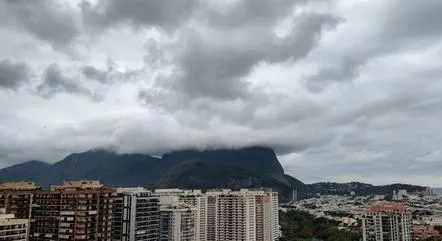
[1,0,442,186]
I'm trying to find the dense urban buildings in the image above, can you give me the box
[206,189,280,241]
[0,180,280,241]
[290,191,442,240]
[112,187,160,241]
[362,203,412,241]
[0,180,115,241]
[0,208,28,241]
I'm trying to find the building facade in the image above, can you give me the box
[0,180,115,241]
[362,202,412,241]
[213,190,256,241]
[0,181,38,236]
[155,189,206,241]
[254,191,279,241]
[0,208,28,241]
[0,182,279,241]
[112,187,160,241]
[178,191,207,241]
[159,203,196,241]
[205,189,279,241]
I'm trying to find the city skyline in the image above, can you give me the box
[0,180,280,241]
[1,0,442,186]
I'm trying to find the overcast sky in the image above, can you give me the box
[1,0,442,186]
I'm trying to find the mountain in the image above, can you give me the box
[0,160,50,182]
[0,146,303,201]
[306,182,428,196]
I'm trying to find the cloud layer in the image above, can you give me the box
[1,0,442,186]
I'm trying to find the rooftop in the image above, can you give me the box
[365,202,407,213]
[50,180,103,191]
[0,181,39,191]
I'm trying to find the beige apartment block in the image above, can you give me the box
[0,180,115,241]
[362,202,412,241]
[0,208,28,241]
[205,189,280,241]
[156,189,206,241]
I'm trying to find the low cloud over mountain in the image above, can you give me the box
[1,0,442,185]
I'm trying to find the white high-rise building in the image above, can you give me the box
[160,203,196,241]
[362,202,412,241]
[179,191,208,241]
[206,189,280,241]
[154,188,279,241]
[244,190,279,241]
[0,208,28,241]
[155,189,206,241]
[208,190,256,241]
[269,191,280,241]
[112,187,160,241]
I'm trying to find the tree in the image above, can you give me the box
[279,210,361,241]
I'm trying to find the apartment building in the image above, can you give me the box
[269,192,280,241]
[0,181,39,237]
[0,180,115,241]
[177,190,207,241]
[207,189,257,241]
[0,208,28,241]
[247,190,279,241]
[155,189,206,241]
[0,182,279,241]
[154,188,279,241]
[362,202,412,241]
[205,189,280,241]
[112,187,160,241]
[159,203,196,241]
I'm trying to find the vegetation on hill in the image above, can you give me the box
[279,210,360,241]
[306,181,427,196]
[0,146,304,201]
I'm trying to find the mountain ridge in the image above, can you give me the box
[0,146,303,201]
[306,181,428,196]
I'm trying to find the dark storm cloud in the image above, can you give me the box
[181,13,340,99]
[36,64,99,100]
[2,0,80,50]
[0,59,30,90]
[81,65,108,83]
[80,0,200,31]
[382,0,442,39]
[200,0,303,28]
[305,0,442,92]
[141,12,341,102]
[80,0,341,100]
[304,57,364,92]
[81,60,143,84]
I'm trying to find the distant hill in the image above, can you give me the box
[306,182,428,196]
[432,188,442,196]
[0,146,304,201]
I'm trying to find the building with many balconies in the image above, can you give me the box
[362,202,412,241]
[112,187,160,241]
[0,208,28,241]
[0,180,115,241]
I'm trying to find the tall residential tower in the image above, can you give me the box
[112,187,160,241]
[362,202,412,241]
[0,180,115,241]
